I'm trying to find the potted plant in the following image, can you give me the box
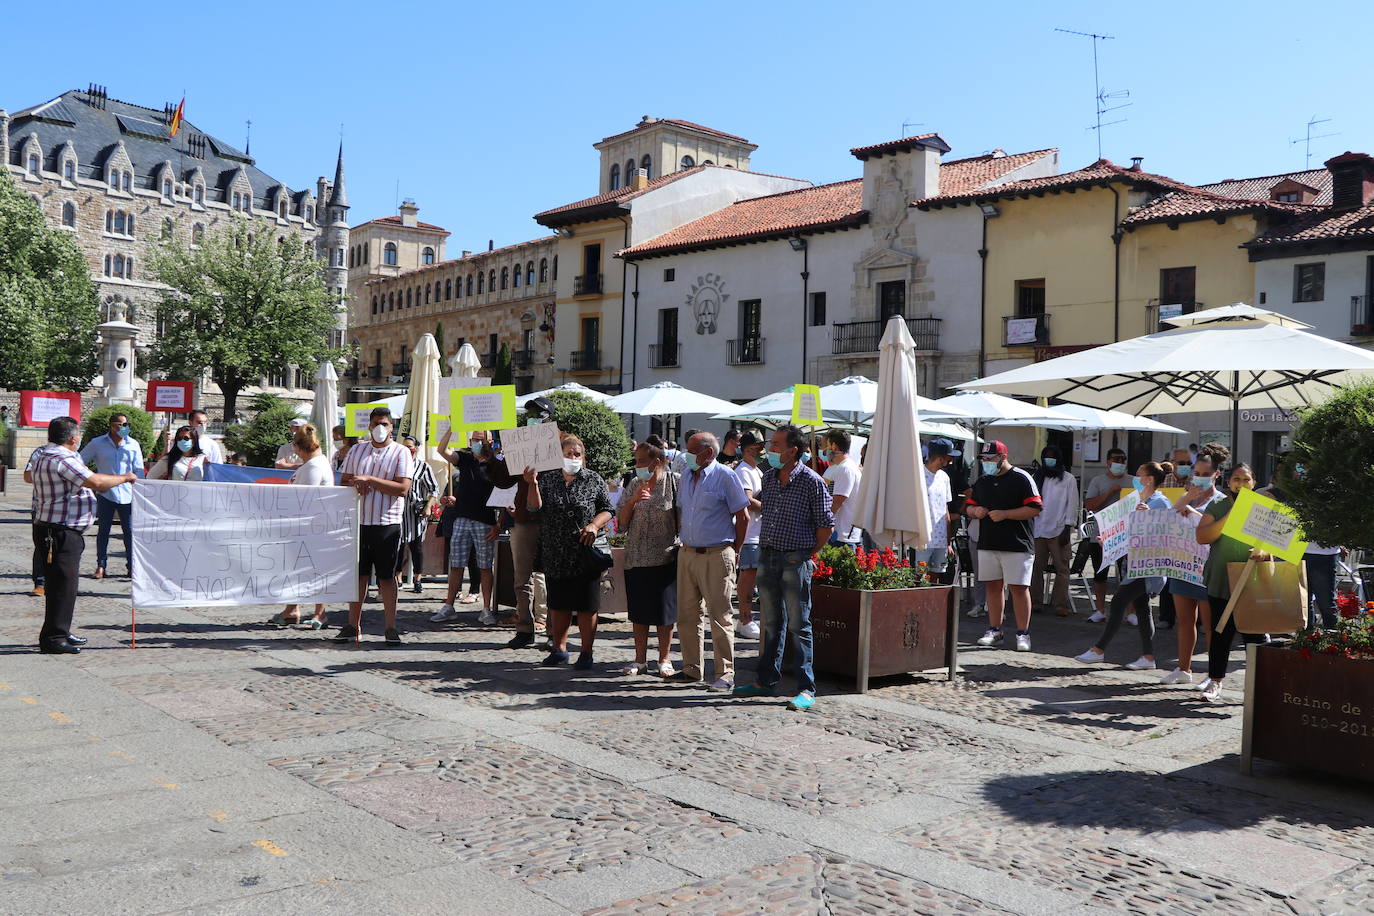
[810,545,957,693]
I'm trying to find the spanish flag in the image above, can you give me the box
[168,96,185,138]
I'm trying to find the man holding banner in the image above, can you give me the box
[337,407,413,645]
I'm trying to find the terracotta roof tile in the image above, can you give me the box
[620,148,1057,259]
[1199,168,1332,205]
[1245,203,1374,249]
[850,133,951,160]
[1120,190,1313,227]
[916,158,1200,208]
[534,164,803,226]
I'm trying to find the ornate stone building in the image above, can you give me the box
[344,199,450,332]
[0,85,348,415]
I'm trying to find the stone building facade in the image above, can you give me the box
[594,117,757,194]
[348,236,559,399]
[0,85,347,416]
[344,199,450,332]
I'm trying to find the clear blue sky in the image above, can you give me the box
[6,1,1366,250]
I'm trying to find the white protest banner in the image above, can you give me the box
[1124,508,1209,586]
[486,484,517,509]
[130,479,359,608]
[498,422,562,472]
[1093,490,1139,571]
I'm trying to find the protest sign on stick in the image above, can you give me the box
[791,384,823,427]
[1092,490,1139,571]
[427,413,451,447]
[450,385,516,434]
[498,422,562,472]
[146,380,193,413]
[1123,508,1209,586]
[345,402,383,437]
[130,479,359,607]
[1222,487,1308,563]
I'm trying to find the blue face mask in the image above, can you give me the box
[634,467,651,481]
[527,417,542,426]
[1109,462,1126,476]
[176,439,192,453]
[117,424,130,439]
[1042,457,1057,467]
[1192,475,1214,490]
[980,460,999,476]
[765,451,785,470]
[1131,476,1145,491]
[1175,464,1192,478]
[801,451,811,465]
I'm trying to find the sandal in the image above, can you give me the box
[302,619,325,630]
[264,612,302,628]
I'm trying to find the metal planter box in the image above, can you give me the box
[811,584,957,693]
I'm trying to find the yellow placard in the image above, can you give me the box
[1220,487,1308,564]
[1121,487,1186,504]
[345,402,384,437]
[449,385,517,434]
[426,413,451,447]
[791,384,823,426]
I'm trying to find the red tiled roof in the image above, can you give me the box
[354,214,448,232]
[599,118,751,145]
[850,133,951,160]
[916,158,1198,208]
[1120,190,1313,228]
[1199,168,1332,205]
[1245,203,1374,249]
[620,148,1058,259]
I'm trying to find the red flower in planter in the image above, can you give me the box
[1300,648,1312,659]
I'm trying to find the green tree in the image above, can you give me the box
[1277,381,1374,552]
[0,173,99,390]
[434,321,445,362]
[493,342,513,386]
[80,405,157,461]
[223,393,300,467]
[145,217,342,421]
[537,391,632,481]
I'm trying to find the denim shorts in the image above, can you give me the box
[738,543,760,570]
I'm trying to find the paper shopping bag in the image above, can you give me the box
[1224,558,1308,634]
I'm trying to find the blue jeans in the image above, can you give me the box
[95,497,132,570]
[756,547,815,694]
[1305,553,1337,628]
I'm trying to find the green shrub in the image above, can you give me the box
[1277,380,1374,551]
[80,405,156,461]
[222,393,300,467]
[536,391,632,482]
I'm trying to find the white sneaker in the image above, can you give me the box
[621,662,647,675]
[1196,677,1213,692]
[657,661,676,678]
[1201,679,1225,703]
[1015,633,1032,652]
[477,608,497,626]
[1088,611,1106,623]
[1125,656,1156,671]
[735,620,760,639]
[1075,648,1105,663]
[1126,613,1139,627]
[976,628,1002,647]
[430,604,459,623]
[1160,668,1194,685]
[967,604,987,619]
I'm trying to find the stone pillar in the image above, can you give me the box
[96,302,139,407]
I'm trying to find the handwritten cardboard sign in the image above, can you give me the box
[426,413,451,447]
[498,422,563,473]
[1093,490,1140,571]
[1123,508,1209,586]
[1223,487,1308,563]
[450,385,516,434]
[791,384,823,426]
[130,479,359,607]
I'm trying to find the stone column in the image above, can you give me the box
[96,302,139,408]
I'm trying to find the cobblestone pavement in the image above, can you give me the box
[2,481,1372,915]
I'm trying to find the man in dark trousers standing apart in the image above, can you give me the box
[26,416,137,654]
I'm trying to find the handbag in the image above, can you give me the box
[1219,556,1308,635]
[575,534,614,577]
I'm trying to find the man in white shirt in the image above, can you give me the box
[732,432,764,639]
[822,430,862,545]
[188,408,224,464]
[912,438,958,575]
[275,417,308,469]
[1030,445,1079,616]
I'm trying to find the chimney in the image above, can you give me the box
[461,249,472,258]
[629,167,650,191]
[856,136,945,213]
[1129,157,1144,172]
[1325,152,1374,211]
[488,239,494,251]
[398,198,419,227]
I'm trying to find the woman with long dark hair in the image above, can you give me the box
[148,426,206,481]
[1158,443,1228,686]
[1194,462,1263,703]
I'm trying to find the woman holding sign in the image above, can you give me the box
[1194,463,1264,704]
[1158,444,1227,686]
[1075,462,1171,671]
[266,424,332,628]
[523,433,613,669]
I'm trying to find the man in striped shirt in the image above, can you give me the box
[337,407,413,645]
[26,416,138,654]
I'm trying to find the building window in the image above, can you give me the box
[278,199,287,218]
[194,185,204,204]
[609,164,621,190]
[371,296,378,315]
[539,258,548,282]
[122,171,132,192]
[553,255,558,280]
[63,160,75,182]
[61,201,76,227]
[232,192,241,210]
[809,291,826,327]
[445,278,452,300]
[526,261,534,285]
[348,248,355,268]
[384,242,398,266]
[1293,263,1325,302]
[108,169,118,189]
[640,154,652,179]
[500,266,509,289]
[27,154,39,175]
[739,299,762,350]
[1014,278,1046,316]
[1159,266,1197,311]
[467,274,474,296]
[625,159,636,181]
[664,268,676,282]
[489,270,496,292]
[335,247,344,268]
[878,280,906,320]
[477,272,485,294]
[305,205,314,222]
[1276,191,1299,203]
[422,246,435,265]
[680,155,695,170]
[162,178,173,198]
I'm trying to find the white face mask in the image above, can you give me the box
[562,457,583,474]
[370,425,391,444]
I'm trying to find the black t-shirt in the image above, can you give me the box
[968,467,1042,553]
[449,450,496,524]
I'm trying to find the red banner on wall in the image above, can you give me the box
[19,391,82,427]
[146,381,193,413]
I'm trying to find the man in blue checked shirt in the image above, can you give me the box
[734,424,833,711]
[79,412,143,579]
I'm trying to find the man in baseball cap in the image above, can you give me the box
[275,417,310,469]
[913,438,961,576]
[963,440,1042,652]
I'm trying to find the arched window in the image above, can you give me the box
[467,275,474,296]
[625,159,636,180]
[112,211,126,234]
[489,270,496,292]
[127,213,135,235]
[640,155,652,179]
[163,178,173,198]
[372,296,379,315]
[445,279,452,300]
[384,242,398,266]
[703,159,714,166]
[512,265,521,288]
[553,255,558,280]
[501,267,509,289]
[425,285,431,304]
[113,254,126,278]
[609,163,620,190]
[406,288,413,308]
[63,160,75,181]
[127,256,134,279]
[477,272,484,294]
[103,255,111,275]
[526,262,535,285]
[539,258,548,282]
[386,292,394,311]
[61,201,75,227]
[192,223,204,245]
[680,155,695,170]
[108,169,118,189]
[348,248,355,268]
[422,246,435,265]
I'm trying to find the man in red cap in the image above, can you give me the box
[963,441,1042,652]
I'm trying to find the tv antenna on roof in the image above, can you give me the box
[1055,28,1131,160]
[1290,116,1338,168]
[901,120,924,137]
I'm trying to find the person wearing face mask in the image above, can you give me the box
[275,418,309,469]
[147,426,207,481]
[1194,462,1265,703]
[1031,445,1079,617]
[187,409,224,464]
[266,424,332,629]
[522,433,614,669]
[618,440,681,676]
[732,432,765,640]
[821,430,863,547]
[673,431,751,689]
[1082,447,1131,622]
[1162,448,1193,488]
[330,424,354,472]
[1157,443,1228,685]
[79,412,143,580]
[911,439,959,577]
[336,407,413,646]
[397,435,438,595]
[434,428,499,624]
[966,441,1043,652]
